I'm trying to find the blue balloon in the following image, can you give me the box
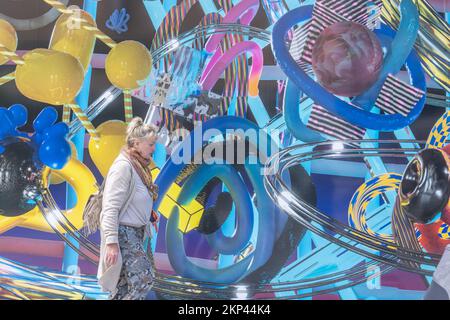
[0,108,15,139]
[32,132,44,146]
[15,131,29,139]
[33,107,58,133]
[42,122,69,141]
[8,104,28,127]
[38,138,71,169]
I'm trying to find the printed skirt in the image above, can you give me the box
[112,225,156,300]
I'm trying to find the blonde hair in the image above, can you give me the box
[126,117,157,147]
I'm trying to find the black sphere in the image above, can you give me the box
[400,148,450,224]
[0,137,44,217]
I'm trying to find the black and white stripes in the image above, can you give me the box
[307,104,366,141]
[295,0,382,66]
[301,2,347,65]
[375,74,425,117]
[289,21,314,73]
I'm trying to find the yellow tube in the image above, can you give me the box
[0,214,30,234]
[0,155,97,234]
[49,8,97,73]
[21,158,98,232]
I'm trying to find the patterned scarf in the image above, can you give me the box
[121,147,159,202]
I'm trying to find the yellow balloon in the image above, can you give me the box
[88,120,127,177]
[105,40,152,90]
[15,48,84,105]
[0,19,18,66]
[87,120,161,177]
[49,9,96,73]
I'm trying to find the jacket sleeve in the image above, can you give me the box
[100,160,132,245]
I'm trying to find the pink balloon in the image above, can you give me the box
[312,21,383,97]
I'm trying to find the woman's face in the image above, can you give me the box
[134,136,157,159]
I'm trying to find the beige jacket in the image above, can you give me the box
[97,153,137,297]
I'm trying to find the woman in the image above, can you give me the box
[97,117,159,300]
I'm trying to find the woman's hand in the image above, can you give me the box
[105,243,119,267]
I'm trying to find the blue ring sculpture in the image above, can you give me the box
[272,3,426,131]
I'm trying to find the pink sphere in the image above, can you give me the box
[311,21,383,97]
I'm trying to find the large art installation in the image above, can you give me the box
[0,0,448,300]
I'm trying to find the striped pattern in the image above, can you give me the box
[382,0,449,92]
[153,0,250,131]
[214,0,250,118]
[0,72,15,86]
[298,0,382,65]
[349,171,423,269]
[301,2,348,65]
[344,0,382,27]
[77,19,117,49]
[289,21,313,74]
[155,14,219,128]
[194,13,228,120]
[307,104,366,143]
[66,103,100,141]
[348,173,401,242]
[152,0,197,70]
[362,0,383,29]
[42,0,117,49]
[375,74,425,117]
[170,46,197,79]
[392,196,423,269]
[415,228,422,242]
[289,22,309,61]
[123,90,133,123]
[313,0,383,27]
[0,44,24,65]
[62,105,71,123]
[193,13,222,50]
[42,0,73,14]
[152,0,197,132]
